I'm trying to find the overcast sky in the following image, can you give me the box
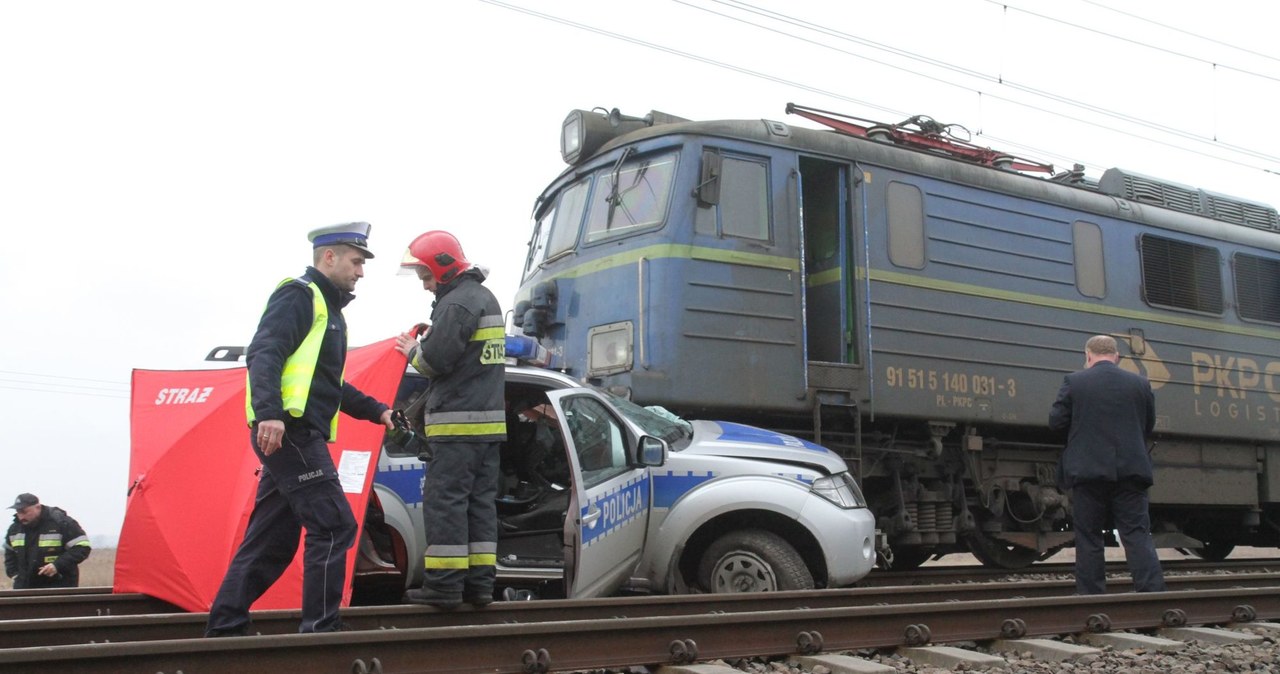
[3,0,1276,543]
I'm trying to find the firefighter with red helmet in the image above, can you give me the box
[394,231,506,609]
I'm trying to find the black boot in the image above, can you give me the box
[403,586,462,609]
[465,588,495,608]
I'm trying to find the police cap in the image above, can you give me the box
[308,222,375,259]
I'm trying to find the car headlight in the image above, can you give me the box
[811,472,866,509]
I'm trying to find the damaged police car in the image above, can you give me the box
[355,337,877,600]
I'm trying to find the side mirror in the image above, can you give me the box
[637,435,667,467]
[694,149,722,207]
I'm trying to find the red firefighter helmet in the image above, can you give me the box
[400,230,471,283]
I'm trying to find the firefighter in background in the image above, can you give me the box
[5,493,91,589]
[205,222,394,636]
[395,231,506,609]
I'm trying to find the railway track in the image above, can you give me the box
[6,556,1275,622]
[4,572,1278,649]
[3,572,1279,673]
[861,556,1280,585]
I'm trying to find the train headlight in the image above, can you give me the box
[811,472,867,509]
[587,321,633,376]
[561,111,586,164]
[562,109,613,165]
[561,108,653,166]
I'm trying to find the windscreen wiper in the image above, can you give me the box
[605,147,635,230]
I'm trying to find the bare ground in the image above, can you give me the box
[0,547,115,590]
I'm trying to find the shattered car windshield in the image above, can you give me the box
[606,394,692,449]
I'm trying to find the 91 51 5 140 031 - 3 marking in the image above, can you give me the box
[883,366,1016,398]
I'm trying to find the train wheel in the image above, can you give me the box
[965,531,1040,569]
[697,529,814,593]
[1190,540,1235,562]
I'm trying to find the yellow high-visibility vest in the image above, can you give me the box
[245,279,341,440]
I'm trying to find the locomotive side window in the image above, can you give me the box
[1233,252,1280,324]
[886,181,925,269]
[1072,220,1106,299]
[1139,234,1223,315]
[524,179,589,279]
[694,153,770,242]
[547,180,590,258]
[583,151,678,244]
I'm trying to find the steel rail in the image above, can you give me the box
[3,570,1279,649]
[0,591,182,621]
[5,556,1278,622]
[0,586,1276,674]
[0,586,113,597]
[6,573,1277,649]
[4,555,1275,609]
[860,557,1280,585]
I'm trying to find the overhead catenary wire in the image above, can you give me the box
[480,0,1280,182]
[0,384,129,400]
[0,370,130,399]
[695,0,1280,167]
[1074,0,1280,65]
[989,0,1280,84]
[477,0,910,120]
[0,370,129,387]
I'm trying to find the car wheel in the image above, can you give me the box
[697,529,814,593]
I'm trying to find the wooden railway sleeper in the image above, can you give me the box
[796,630,824,654]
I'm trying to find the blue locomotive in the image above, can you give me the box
[513,103,1280,568]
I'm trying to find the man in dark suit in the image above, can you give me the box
[1049,335,1165,594]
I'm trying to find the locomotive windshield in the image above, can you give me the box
[587,151,678,243]
[523,150,678,281]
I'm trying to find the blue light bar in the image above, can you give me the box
[505,334,551,368]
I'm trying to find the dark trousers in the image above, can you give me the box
[1071,480,1166,594]
[421,440,500,598]
[206,426,358,634]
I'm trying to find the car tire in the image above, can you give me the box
[697,529,814,593]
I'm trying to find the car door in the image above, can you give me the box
[545,389,651,598]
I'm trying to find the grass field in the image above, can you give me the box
[0,548,115,590]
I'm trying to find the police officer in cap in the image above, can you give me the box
[205,222,395,636]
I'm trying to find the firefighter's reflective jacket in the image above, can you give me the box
[409,270,507,442]
[4,506,91,589]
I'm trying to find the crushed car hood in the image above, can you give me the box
[678,420,848,475]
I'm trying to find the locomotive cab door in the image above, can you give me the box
[800,156,858,365]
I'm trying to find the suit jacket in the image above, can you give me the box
[1048,360,1155,489]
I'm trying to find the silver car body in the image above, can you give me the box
[372,365,876,597]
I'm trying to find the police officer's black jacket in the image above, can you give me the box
[5,506,91,589]
[1049,360,1156,489]
[410,269,507,442]
[247,266,388,436]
